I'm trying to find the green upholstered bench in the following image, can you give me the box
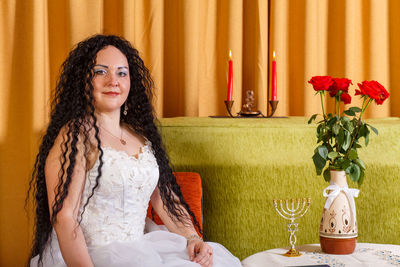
[157,116,400,260]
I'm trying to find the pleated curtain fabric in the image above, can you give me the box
[1,0,400,265]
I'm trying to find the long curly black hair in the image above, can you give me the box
[27,34,202,266]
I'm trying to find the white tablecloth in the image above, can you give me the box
[241,243,400,267]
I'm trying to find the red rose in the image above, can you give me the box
[340,93,351,104]
[308,76,333,91]
[356,80,390,105]
[329,78,352,97]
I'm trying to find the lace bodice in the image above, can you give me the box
[79,141,159,247]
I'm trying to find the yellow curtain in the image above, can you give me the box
[271,0,399,117]
[0,0,399,265]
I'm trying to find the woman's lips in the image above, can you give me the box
[103,92,120,96]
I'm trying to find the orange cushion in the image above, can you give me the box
[146,172,203,235]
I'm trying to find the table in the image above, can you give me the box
[241,243,400,267]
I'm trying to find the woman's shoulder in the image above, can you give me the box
[51,121,93,148]
[47,121,98,170]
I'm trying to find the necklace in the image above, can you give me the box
[100,125,127,145]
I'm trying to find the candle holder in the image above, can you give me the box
[222,90,280,118]
[225,100,261,118]
[268,100,279,117]
[273,198,311,257]
[223,99,280,118]
[224,100,235,117]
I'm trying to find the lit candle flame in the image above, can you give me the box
[229,50,232,60]
[273,50,276,59]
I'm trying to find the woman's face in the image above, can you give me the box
[91,45,130,114]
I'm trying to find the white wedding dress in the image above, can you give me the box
[30,141,242,267]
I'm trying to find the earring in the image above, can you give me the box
[123,102,128,116]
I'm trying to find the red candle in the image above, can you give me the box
[271,51,277,101]
[227,50,233,101]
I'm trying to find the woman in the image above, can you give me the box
[28,35,241,267]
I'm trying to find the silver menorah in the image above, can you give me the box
[273,198,311,257]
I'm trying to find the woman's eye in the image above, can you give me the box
[118,71,128,77]
[94,69,107,75]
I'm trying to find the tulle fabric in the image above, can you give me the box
[30,225,242,267]
[91,230,241,267]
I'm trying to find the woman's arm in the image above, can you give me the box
[150,186,197,236]
[45,128,94,267]
[150,187,213,267]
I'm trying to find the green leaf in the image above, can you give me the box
[327,117,337,128]
[344,121,354,133]
[348,149,358,160]
[308,114,318,124]
[328,151,339,160]
[354,143,362,149]
[365,130,370,146]
[336,157,344,164]
[318,145,329,160]
[358,124,365,137]
[332,124,340,135]
[346,163,361,182]
[312,153,327,175]
[358,170,365,186]
[354,158,366,170]
[316,124,324,136]
[341,159,352,170]
[317,134,325,143]
[338,129,345,146]
[368,124,379,135]
[341,116,350,123]
[344,109,355,116]
[323,168,331,182]
[342,131,351,151]
[349,107,362,113]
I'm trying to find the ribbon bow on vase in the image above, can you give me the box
[323,184,360,225]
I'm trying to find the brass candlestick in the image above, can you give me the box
[223,96,280,118]
[273,198,311,257]
[224,100,234,117]
[268,100,279,117]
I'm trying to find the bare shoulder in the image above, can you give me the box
[45,126,84,180]
[46,125,85,163]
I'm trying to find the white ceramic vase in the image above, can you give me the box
[319,170,360,254]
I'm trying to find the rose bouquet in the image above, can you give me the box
[308,76,390,185]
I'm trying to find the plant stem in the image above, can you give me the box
[320,91,326,119]
[335,96,337,115]
[344,97,372,159]
[360,97,372,121]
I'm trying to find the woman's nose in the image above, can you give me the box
[108,73,119,87]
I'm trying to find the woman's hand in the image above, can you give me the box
[149,188,212,266]
[187,239,213,267]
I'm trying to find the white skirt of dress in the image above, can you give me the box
[30,220,242,267]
